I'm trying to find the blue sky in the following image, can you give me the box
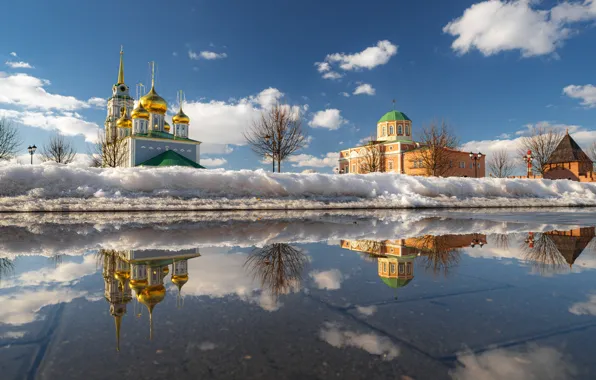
[1,0,596,171]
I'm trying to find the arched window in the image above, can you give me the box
[398,125,403,135]
[389,126,394,135]
[383,126,387,136]
[406,126,410,136]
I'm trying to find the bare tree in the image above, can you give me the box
[0,118,21,161]
[410,235,461,276]
[413,121,459,176]
[0,258,14,285]
[244,103,307,172]
[89,131,128,168]
[39,133,77,164]
[517,125,563,175]
[521,233,567,275]
[488,149,515,178]
[244,243,307,298]
[359,137,384,173]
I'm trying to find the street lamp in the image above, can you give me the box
[523,150,533,179]
[469,152,483,178]
[470,235,485,248]
[27,145,37,165]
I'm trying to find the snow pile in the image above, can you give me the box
[1,163,596,211]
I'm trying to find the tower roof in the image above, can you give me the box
[117,46,125,85]
[547,133,593,164]
[137,150,205,168]
[378,110,411,123]
[381,277,412,289]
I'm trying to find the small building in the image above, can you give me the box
[543,132,595,182]
[339,110,485,177]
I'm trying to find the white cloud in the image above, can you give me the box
[563,84,596,107]
[10,52,17,57]
[0,288,87,325]
[5,61,33,69]
[0,72,89,110]
[310,269,343,289]
[451,345,575,380]
[319,322,399,360]
[339,92,350,98]
[87,97,106,108]
[201,157,227,167]
[315,62,331,73]
[288,152,339,168]
[353,83,376,96]
[322,71,343,80]
[201,143,234,155]
[189,50,228,60]
[182,87,301,145]
[326,40,398,71]
[18,111,100,142]
[308,109,346,130]
[172,52,178,57]
[444,0,596,58]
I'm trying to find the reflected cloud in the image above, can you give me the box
[451,345,576,380]
[310,269,343,290]
[319,322,399,360]
[355,305,377,316]
[0,288,87,325]
[569,294,596,317]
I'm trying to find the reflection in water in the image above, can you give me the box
[0,257,14,284]
[341,233,487,291]
[98,248,201,351]
[522,227,596,275]
[244,243,307,298]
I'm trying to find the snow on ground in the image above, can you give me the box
[1,163,596,211]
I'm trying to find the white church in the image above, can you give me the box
[104,48,204,168]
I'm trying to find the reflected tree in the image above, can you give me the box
[491,234,510,250]
[410,235,462,276]
[521,233,567,275]
[244,243,308,298]
[0,257,14,284]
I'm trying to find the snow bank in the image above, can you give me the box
[1,163,596,211]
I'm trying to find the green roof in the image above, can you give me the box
[378,110,411,123]
[381,277,412,289]
[135,131,200,143]
[137,150,206,168]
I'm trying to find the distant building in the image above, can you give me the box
[543,131,595,182]
[338,110,485,177]
[104,48,204,168]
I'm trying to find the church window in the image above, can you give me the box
[459,161,465,168]
[383,126,387,136]
[388,161,394,170]
[187,149,191,152]
[141,146,146,149]
[149,147,154,150]
[390,126,394,134]
[449,161,453,168]
[398,125,403,135]
[383,262,388,273]
[406,126,410,136]
[390,263,396,274]
[399,263,405,274]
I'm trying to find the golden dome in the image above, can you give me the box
[140,86,167,115]
[114,270,131,284]
[116,108,132,129]
[171,274,189,290]
[129,278,148,295]
[131,102,150,120]
[172,107,190,124]
[164,121,171,132]
[137,284,166,309]
[162,266,170,275]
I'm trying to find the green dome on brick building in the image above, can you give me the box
[378,110,411,123]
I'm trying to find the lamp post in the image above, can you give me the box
[469,152,483,178]
[470,235,485,248]
[523,150,533,179]
[27,145,37,165]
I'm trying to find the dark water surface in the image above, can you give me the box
[1,209,596,380]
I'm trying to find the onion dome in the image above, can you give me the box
[140,86,167,115]
[162,266,170,276]
[172,106,190,124]
[114,269,131,284]
[164,121,171,133]
[116,108,132,129]
[137,284,166,312]
[171,274,189,291]
[131,102,150,120]
[129,278,148,295]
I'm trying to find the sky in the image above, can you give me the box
[1,0,596,172]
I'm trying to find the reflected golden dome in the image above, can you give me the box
[162,266,169,276]
[137,284,166,310]
[172,107,190,124]
[116,108,132,129]
[140,86,167,115]
[171,274,188,290]
[131,102,150,120]
[114,270,131,284]
[164,121,171,132]
[129,278,148,295]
